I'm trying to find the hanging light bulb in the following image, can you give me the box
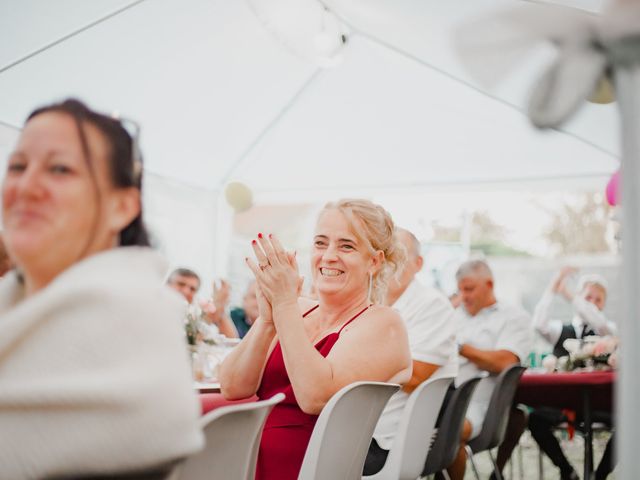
[247,0,347,69]
[313,7,346,67]
[224,182,253,213]
[314,30,342,58]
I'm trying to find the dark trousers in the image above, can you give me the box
[529,407,615,480]
[363,438,389,476]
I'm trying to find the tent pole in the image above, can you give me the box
[212,190,233,280]
[614,51,640,480]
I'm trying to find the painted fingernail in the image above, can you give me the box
[268,233,273,239]
[252,240,257,245]
[258,233,263,239]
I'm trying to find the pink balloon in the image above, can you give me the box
[606,170,620,206]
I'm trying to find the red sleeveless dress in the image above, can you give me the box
[255,304,370,480]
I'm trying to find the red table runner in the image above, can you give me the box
[516,370,615,414]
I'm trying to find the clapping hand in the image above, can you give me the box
[246,233,303,312]
[253,282,274,326]
[212,279,231,311]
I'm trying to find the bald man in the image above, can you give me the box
[364,229,457,475]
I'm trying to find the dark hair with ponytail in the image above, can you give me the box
[27,98,150,247]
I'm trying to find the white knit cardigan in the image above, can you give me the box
[0,247,203,479]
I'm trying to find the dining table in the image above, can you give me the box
[515,369,615,480]
[196,381,258,415]
[194,380,221,394]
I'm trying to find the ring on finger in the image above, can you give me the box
[259,263,270,271]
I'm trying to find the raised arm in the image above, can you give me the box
[572,296,617,336]
[532,289,562,345]
[218,283,276,400]
[557,268,617,336]
[534,268,575,346]
[205,279,238,338]
[244,234,411,414]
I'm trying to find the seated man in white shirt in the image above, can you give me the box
[363,228,458,475]
[448,260,532,480]
[527,268,615,480]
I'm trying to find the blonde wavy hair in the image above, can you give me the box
[321,199,406,304]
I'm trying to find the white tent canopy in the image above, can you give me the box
[0,0,619,278]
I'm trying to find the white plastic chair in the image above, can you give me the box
[169,392,284,480]
[466,365,527,480]
[421,376,483,479]
[298,381,400,480]
[362,376,453,480]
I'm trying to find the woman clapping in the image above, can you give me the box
[220,199,412,480]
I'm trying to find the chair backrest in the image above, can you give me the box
[422,376,482,476]
[171,393,284,480]
[364,376,453,480]
[298,381,400,480]
[467,364,527,454]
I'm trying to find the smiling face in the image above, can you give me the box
[167,274,200,304]
[2,111,138,291]
[311,208,378,302]
[583,283,606,311]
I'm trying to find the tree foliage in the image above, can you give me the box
[542,192,613,256]
[431,210,529,256]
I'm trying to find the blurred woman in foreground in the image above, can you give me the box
[220,198,412,480]
[0,99,202,479]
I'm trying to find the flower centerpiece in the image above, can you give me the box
[184,303,201,346]
[541,336,619,372]
[184,300,230,381]
[183,300,224,347]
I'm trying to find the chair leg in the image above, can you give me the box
[508,453,514,480]
[517,442,524,480]
[537,445,544,480]
[466,446,481,480]
[488,451,503,480]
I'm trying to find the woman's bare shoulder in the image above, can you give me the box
[331,304,411,383]
[364,304,403,326]
[344,304,405,337]
[297,296,318,314]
